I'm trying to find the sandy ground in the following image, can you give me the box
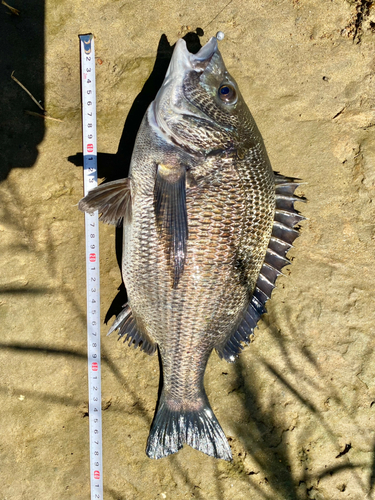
[1,0,375,498]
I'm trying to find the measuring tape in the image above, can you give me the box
[79,33,103,499]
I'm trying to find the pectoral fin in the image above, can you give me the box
[154,163,188,288]
[78,178,132,225]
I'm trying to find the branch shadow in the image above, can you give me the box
[230,301,372,498]
[263,304,371,496]
[233,356,300,500]
[0,341,151,420]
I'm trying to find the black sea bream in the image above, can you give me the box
[79,34,304,461]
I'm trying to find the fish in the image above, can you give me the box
[78,33,304,461]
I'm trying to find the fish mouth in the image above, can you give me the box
[151,36,221,148]
[167,36,218,76]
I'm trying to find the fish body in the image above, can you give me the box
[79,35,304,461]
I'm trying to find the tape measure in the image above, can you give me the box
[79,33,103,499]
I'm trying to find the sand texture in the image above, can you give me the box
[1,0,375,498]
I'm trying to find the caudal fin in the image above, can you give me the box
[146,394,232,461]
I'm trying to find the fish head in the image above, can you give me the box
[152,35,254,156]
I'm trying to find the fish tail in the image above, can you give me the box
[146,392,232,461]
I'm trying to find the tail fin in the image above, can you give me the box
[146,394,232,461]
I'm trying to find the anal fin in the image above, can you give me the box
[108,303,156,355]
[154,163,188,288]
[215,300,260,362]
[78,178,132,225]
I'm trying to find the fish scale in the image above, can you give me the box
[152,165,248,410]
[127,122,273,458]
[79,34,304,461]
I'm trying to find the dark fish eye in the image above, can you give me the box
[218,84,236,103]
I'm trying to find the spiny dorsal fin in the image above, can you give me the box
[107,303,156,355]
[216,173,306,363]
[78,178,132,225]
[154,163,188,289]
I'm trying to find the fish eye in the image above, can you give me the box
[218,83,237,104]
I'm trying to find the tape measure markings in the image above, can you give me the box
[79,33,103,500]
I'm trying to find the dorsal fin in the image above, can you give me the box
[78,178,132,225]
[216,173,306,362]
[107,303,156,355]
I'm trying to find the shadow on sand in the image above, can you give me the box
[0,1,45,181]
[227,306,370,499]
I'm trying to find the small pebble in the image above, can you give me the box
[216,31,225,41]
